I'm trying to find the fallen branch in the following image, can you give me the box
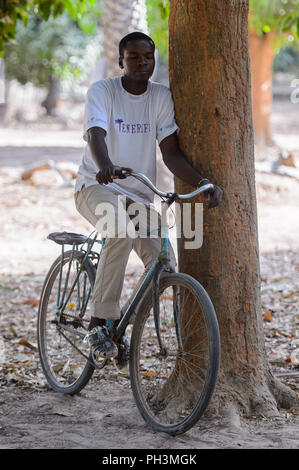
[21,160,78,187]
[274,371,299,377]
[255,151,299,180]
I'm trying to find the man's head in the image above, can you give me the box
[118,32,155,82]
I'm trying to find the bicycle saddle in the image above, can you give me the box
[47,232,90,245]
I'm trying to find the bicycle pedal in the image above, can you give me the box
[91,350,108,369]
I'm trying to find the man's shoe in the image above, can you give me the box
[85,326,118,360]
[115,333,130,369]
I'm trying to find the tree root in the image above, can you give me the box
[204,368,298,422]
[267,372,298,410]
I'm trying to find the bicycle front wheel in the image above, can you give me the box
[130,272,220,435]
[37,250,96,394]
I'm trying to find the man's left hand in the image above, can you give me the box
[199,180,223,209]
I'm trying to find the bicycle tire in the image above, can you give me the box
[37,250,96,394]
[130,272,220,435]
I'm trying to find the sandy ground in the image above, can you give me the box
[0,98,298,450]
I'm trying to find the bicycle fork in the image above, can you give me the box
[153,202,183,354]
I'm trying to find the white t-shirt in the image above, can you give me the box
[75,76,179,204]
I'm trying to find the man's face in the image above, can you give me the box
[119,40,155,82]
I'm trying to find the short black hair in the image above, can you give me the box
[119,32,155,57]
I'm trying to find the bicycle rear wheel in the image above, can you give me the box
[130,272,220,435]
[37,249,96,394]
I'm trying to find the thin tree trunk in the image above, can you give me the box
[169,0,296,420]
[103,0,148,78]
[41,76,60,116]
[249,31,274,145]
[0,59,7,122]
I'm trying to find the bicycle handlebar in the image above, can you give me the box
[114,169,214,199]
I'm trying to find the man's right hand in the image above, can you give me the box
[96,165,133,185]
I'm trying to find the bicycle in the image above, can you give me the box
[37,170,220,435]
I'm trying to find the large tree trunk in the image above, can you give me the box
[103,0,148,77]
[249,31,274,145]
[169,0,296,421]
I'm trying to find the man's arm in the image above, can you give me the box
[159,132,223,208]
[159,132,205,186]
[87,127,132,184]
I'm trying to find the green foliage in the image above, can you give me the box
[249,0,299,41]
[145,0,299,63]
[76,0,102,35]
[3,0,298,75]
[3,11,101,88]
[0,0,92,56]
[146,0,169,62]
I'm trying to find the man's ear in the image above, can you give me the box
[119,57,123,69]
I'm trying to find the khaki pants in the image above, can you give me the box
[74,184,176,320]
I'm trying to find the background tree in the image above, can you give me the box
[146,0,169,62]
[169,0,297,421]
[2,4,101,115]
[249,0,299,145]
[0,0,91,55]
[102,0,148,77]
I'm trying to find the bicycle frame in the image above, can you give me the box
[53,173,213,355]
[55,198,176,355]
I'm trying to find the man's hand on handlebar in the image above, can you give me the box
[206,185,223,209]
[96,166,133,185]
[198,179,223,209]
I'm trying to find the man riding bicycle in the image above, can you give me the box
[74,32,223,361]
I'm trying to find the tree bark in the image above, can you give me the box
[249,31,274,145]
[169,0,296,420]
[103,0,149,77]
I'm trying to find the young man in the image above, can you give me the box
[75,32,222,362]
